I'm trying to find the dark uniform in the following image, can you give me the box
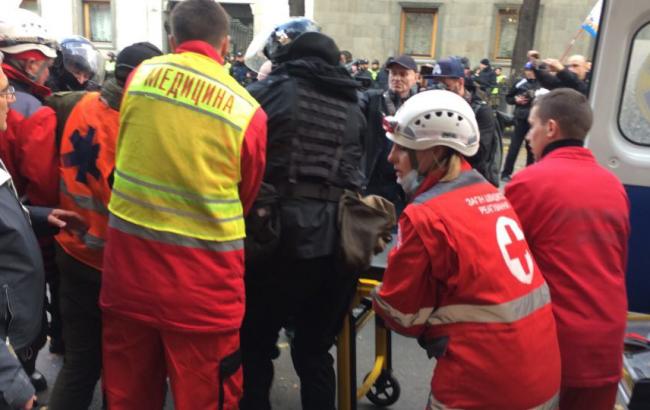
[240,31,365,410]
[502,76,538,179]
[359,87,416,215]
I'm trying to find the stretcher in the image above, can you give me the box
[618,313,650,410]
[337,243,400,410]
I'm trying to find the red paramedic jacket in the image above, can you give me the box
[99,41,267,333]
[373,159,561,410]
[0,63,58,206]
[505,145,629,388]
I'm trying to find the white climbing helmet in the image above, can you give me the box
[383,90,480,156]
[0,8,58,58]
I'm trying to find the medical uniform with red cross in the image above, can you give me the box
[372,90,561,410]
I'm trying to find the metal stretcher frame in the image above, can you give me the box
[619,313,650,409]
[337,243,400,410]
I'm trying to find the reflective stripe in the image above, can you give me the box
[428,391,559,410]
[109,214,244,252]
[111,188,243,223]
[82,232,105,250]
[59,180,109,215]
[414,170,485,204]
[426,282,551,326]
[372,284,434,329]
[114,169,240,204]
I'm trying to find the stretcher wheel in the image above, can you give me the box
[364,371,400,406]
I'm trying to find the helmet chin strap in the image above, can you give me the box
[408,146,451,177]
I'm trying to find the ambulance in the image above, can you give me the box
[592,1,650,407]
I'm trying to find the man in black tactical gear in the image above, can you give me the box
[240,18,365,410]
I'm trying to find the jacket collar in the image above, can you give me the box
[1,62,51,99]
[541,138,584,158]
[413,157,473,198]
[175,40,224,65]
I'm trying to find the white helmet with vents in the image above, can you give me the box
[0,8,57,58]
[383,90,480,156]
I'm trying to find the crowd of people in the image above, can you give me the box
[0,1,627,410]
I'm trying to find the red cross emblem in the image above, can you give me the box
[496,216,534,284]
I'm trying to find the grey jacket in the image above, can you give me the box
[0,160,48,409]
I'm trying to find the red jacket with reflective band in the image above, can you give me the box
[505,146,629,387]
[56,92,118,270]
[373,161,560,409]
[99,41,267,332]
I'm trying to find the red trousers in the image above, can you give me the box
[102,312,242,410]
[560,383,618,410]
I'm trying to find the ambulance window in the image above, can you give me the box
[619,23,650,146]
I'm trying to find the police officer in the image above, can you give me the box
[241,18,365,410]
[46,36,104,92]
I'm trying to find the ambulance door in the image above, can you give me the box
[588,0,650,313]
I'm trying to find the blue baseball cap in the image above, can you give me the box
[431,57,465,78]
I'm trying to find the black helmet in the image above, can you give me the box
[263,18,321,60]
[244,17,320,72]
[48,36,104,91]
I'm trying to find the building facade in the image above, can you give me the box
[314,0,597,72]
[18,0,596,74]
[18,0,307,54]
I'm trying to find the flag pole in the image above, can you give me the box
[560,28,585,62]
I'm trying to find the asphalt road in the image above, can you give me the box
[33,140,647,409]
[36,319,434,409]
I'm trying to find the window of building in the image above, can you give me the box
[21,0,39,13]
[618,23,650,146]
[82,0,112,43]
[400,8,438,58]
[493,7,519,61]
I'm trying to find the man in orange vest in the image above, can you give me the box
[49,42,162,410]
[100,1,267,409]
[372,90,561,409]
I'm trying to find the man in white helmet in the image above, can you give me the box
[0,7,60,393]
[372,90,561,409]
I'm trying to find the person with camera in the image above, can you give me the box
[240,18,364,410]
[501,62,538,182]
[528,50,590,96]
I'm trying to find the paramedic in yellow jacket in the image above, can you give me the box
[99,1,267,409]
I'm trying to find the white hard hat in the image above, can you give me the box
[0,8,57,58]
[383,90,480,156]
